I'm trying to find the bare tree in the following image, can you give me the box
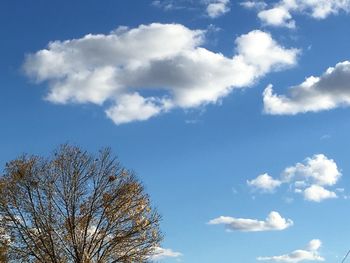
[0,145,162,263]
[0,243,8,263]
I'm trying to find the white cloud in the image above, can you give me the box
[206,0,231,18]
[234,30,298,75]
[263,61,350,115]
[152,0,230,16]
[24,23,298,124]
[247,173,282,192]
[240,1,267,10]
[303,185,337,202]
[151,0,191,11]
[244,0,350,28]
[208,211,293,232]
[282,154,341,186]
[250,154,342,202]
[152,1,172,10]
[258,7,296,28]
[150,247,182,261]
[299,0,350,19]
[306,239,322,251]
[105,93,171,125]
[257,239,325,262]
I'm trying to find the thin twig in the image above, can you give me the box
[342,250,350,263]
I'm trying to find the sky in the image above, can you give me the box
[1,0,350,262]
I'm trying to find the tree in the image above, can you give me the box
[0,241,8,263]
[0,145,162,263]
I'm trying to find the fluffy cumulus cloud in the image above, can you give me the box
[248,154,342,202]
[105,93,171,124]
[257,239,325,262]
[283,154,341,201]
[242,0,350,28]
[303,185,337,202]
[282,154,341,186]
[247,173,282,193]
[208,211,293,232]
[263,61,350,115]
[258,6,295,28]
[206,0,231,18]
[150,247,183,261]
[24,23,298,124]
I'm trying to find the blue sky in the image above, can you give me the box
[1,0,350,262]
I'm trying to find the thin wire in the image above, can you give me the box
[342,250,350,263]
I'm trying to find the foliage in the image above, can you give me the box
[0,145,162,263]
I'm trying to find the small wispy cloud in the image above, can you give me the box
[320,134,331,140]
[208,211,293,232]
[247,173,282,193]
[151,0,196,11]
[152,0,231,18]
[150,247,183,261]
[257,239,325,262]
[240,1,267,11]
